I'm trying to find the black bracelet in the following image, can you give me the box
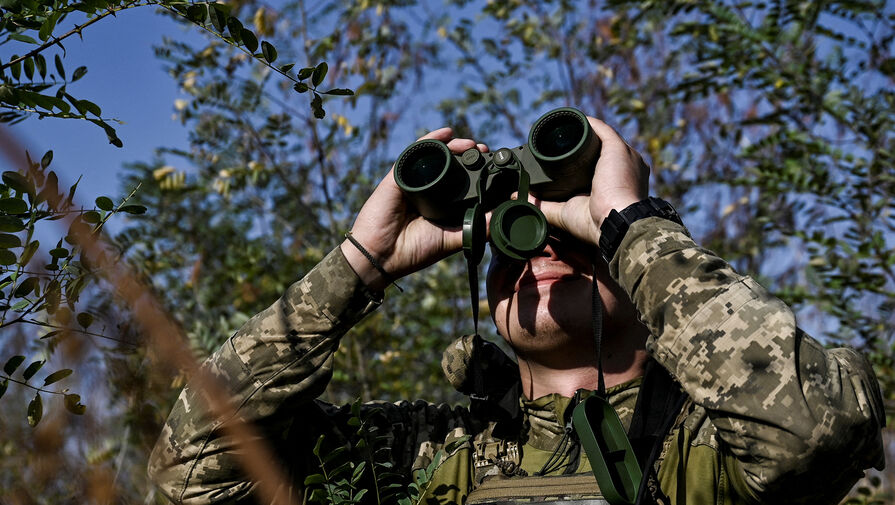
[344,232,403,292]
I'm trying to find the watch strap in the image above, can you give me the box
[598,197,682,263]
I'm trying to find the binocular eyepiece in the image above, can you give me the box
[394,107,600,260]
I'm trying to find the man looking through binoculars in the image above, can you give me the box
[150,114,885,505]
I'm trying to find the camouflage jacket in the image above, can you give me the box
[148,218,886,505]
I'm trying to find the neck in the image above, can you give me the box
[517,327,650,399]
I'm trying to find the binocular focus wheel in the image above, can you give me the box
[491,200,548,261]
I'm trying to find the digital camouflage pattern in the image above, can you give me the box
[149,218,885,505]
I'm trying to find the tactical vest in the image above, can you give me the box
[447,336,687,505]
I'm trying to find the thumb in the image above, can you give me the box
[538,199,567,231]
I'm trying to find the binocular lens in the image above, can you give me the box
[531,110,586,159]
[491,201,547,260]
[396,142,450,190]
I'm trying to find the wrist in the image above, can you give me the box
[340,239,390,292]
[598,197,682,264]
[595,196,642,229]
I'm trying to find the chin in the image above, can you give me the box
[493,295,593,356]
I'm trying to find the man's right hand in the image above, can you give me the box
[341,127,488,291]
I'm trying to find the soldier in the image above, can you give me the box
[149,116,886,505]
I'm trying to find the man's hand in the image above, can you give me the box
[342,128,488,291]
[538,116,650,248]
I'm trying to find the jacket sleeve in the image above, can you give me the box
[148,247,384,504]
[609,217,886,504]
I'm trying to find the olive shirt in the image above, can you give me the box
[148,218,886,505]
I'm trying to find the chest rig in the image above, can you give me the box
[443,336,687,505]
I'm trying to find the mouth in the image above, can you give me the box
[516,271,588,292]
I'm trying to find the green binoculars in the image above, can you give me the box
[394,107,600,260]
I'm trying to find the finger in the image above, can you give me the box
[586,116,629,153]
[537,200,566,232]
[418,127,453,142]
[476,143,489,153]
[446,138,479,154]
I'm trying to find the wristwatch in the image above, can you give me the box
[598,197,682,263]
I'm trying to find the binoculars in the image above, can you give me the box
[394,107,600,261]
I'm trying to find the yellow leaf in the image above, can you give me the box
[253,7,272,37]
[153,166,175,180]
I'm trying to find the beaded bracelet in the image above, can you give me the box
[344,232,403,292]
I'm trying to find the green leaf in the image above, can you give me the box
[311,92,325,119]
[67,175,81,206]
[241,28,258,53]
[19,240,38,266]
[64,393,86,415]
[27,392,42,427]
[261,41,277,63]
[293,82,309,93]
[120,204,146,214]
[0,84,14,104]
[227,16,244,42]
[0,216,25,232]
[0,379,7,400]
[29,91,55,111]
[0,197,28,214]
[280,63,295,73]
[297,67,315,80]
[71,66,87,82]
[88,119,122,147]
[4,355,25,375]
[76,312,93,329]
[2,171,32,194]
[95,196,114,211]
[38,12,59,42]
[313,434,324,456]
[186,4,206,23]
[24,57,34,80]
[50,247,69,259]
[82,210,101,223]
[54,54,65,80]
[304,474,326,486]
[22,360,45,380]
[35,54,46,79]
[0,233,22,248]
[40,330,62,340]
[79,100,101,117]
[9,33,39,44]
[41,150,53,169]
[323,88,354,96]
[321,445,346,464]
[43,369,72,386]
[209,5,227,32]
[0,249,15,265]
[312,62,328,87]
[13,276,38,297]
[351,461,366,484]
[10,57,21,81]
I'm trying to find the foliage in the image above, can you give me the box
[0,0,352,500]
[0,0,351,145]
[305,400,466,505]
[0,147,143,424]
[1,0,894,503]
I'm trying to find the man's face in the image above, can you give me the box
[486,232,639,358]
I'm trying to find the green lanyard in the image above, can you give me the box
[571,261,642,505]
